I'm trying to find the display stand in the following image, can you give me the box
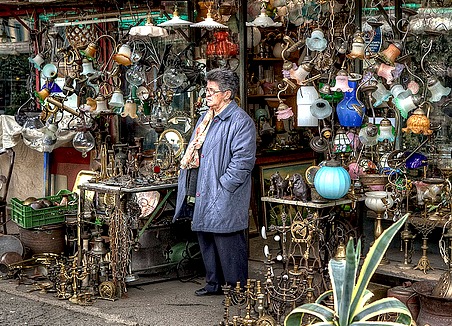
[260,196,361,300]
[77,181,178,296]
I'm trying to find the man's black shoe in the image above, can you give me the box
[194,288,223,296]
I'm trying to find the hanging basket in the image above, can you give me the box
[65,24,97,49]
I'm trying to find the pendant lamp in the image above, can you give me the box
[246,7,282,27]
[157,6,192,28]
[190,8,228,29]
[130,16,168,37]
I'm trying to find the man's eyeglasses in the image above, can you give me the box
[206,88,224,96]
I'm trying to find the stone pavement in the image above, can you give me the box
[0,229,273,326]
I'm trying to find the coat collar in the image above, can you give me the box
[214,100,238,121]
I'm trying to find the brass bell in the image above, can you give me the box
[334,242,347,260]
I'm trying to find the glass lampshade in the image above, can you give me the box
[22,116,45,144]
[296,86,319,127]
[290,62,313,85]
[372,82,392,107]
[378,118,395,142]
[347,33,366,60]
[333,128,352,153]
[42,123,58,147]
[81,59,96,76]
[427,77,451,102]
[314,160,351,200]
[393,92,420,119]
[359,123,378,146]
[390,84,405,98]
[125,64,146,87]
[330,70,352,92]
[310,98,332,119]
[377,41,402,65]
[113,44,132,66]
[374,62,396,84]
[73,130,95,158]
[108,89,125,108]
[306,28,327,52]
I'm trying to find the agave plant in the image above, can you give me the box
[285,213,412,326]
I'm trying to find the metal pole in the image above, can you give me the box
[238,0,247,112]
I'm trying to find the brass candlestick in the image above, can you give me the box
[400,222,415,268]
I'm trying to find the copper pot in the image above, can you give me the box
[413,281,452,326]
[0,252,23,275]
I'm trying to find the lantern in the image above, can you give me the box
[314,160,351,200]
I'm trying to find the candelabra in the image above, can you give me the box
[411,212,439,274]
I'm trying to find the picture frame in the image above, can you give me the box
[259,159,315,227]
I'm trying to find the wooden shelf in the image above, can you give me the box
[374,247,446,283]
[250,57,284,61]
[247,93,295,98]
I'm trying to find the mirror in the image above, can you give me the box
[167,113,192,138]
[159,128,185,158]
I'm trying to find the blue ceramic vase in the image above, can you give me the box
[336,75,366,128]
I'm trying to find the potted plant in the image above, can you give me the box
[285,213,412,326]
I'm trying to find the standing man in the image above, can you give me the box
[173,68,257,296]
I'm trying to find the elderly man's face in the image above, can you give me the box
[205,81,230,112]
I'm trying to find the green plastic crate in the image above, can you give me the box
[11,190,78,229]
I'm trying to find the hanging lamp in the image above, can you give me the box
[190,8,228,29]
[130,15,168,37]
[158,5,193,28]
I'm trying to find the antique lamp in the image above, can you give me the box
[359,123,379,146]
[393,89,422,119]
[333,128,352,154]
[29,52,46,70]
[92,95,110,115]
[247,7,282,27]
[336,73,365,127]
[129,16,168,37]
[306,28,328,52]
[365,191,394,264]
[73,129,95,158]
[157,5,193,27]
[296,85,319,127]
[108,89,125,108]
[314,159,351,200]
[402,107,433,136]
[372,82,392,107]
[347,32,366,59]
[310,98,332,119]
[190,8,228,29]
[377,40,403,65]
[81,58,96,76]
[330,69,352,92]
[427,76,451,102]
[378,118,395,142]
[113,44,132,66]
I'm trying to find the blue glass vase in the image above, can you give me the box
[336,75,366,128]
